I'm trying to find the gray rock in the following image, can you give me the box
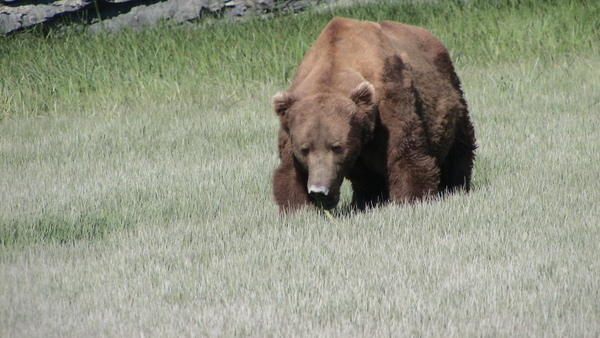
[0,0,320,34]
[88,0,208,32]
[0,0,89,34]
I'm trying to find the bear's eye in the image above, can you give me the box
[331,145,343,154]
[300,147,310,156]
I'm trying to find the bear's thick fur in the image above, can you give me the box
[272,17,476,212]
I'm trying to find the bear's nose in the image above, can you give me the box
[308,185,330,197]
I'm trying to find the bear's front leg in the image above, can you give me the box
[273,161,311,213]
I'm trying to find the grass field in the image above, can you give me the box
[1,0,599,335]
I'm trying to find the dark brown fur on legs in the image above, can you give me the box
[272,160,311,212]
[439,113,477,192]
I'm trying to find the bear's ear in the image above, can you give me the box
[350,81,377,127]
[272,91,295,118]
[350,81,375,111]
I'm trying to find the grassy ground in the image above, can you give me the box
[1,0,599,335]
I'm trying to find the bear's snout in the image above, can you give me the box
[308,185,330,197]
[308,184,339,209]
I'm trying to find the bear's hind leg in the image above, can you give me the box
[439,114,476,192]
[387,153,440,204]
[350,180,388,211]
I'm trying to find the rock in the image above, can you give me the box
[87,0,214,33]
[0,0,321,34]
[0,0,89,34]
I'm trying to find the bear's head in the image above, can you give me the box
[273,81,377,209]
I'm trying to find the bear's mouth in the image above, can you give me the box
[311,194,340,210]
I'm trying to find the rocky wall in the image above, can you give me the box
[0,0,319,34]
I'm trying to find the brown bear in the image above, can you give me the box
[272,17,476,212]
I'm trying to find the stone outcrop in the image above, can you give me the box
[0,0,319,34]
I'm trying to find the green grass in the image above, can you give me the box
[1,0,599,335]
[1,0,598,118]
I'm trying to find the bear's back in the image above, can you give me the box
[380,20,462,92]
[289,17,452,97]
[289,17,387,95]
